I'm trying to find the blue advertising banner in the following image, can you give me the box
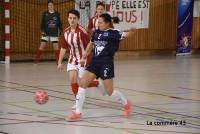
[176,0,194,55]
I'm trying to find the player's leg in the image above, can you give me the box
[88,80,99,87]
[102,79,128,105]
[67,64,79,109]
[76,70,96,111]
[70,64,99,110]
[103,79,131,116]
[66,70,97,121]
[100,63,132,116]
[78,64,99,88]
[67,63,79,96]
[51,37,60,64]
[69,70,79,96]
[34,37,47,63]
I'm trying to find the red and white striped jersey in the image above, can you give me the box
[87,16,98,32]
[61,25,89,65]
[87,16,114,32]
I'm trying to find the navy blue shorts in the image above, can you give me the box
[86,62,114,80]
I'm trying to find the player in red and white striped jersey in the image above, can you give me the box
[34,1,62,64]
[87,2,115,35]
[87,2,105,35]
[61,23,89,66]
[57,10,98,107]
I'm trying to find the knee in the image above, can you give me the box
[70,79,77,84]
[79,79,88,89]
[53,46,59,50]
[53,44,59,49]
[69,76,77,84]
[39,47,44,51]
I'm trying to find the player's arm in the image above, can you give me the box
[81,30,95,65]
[57,33,68,70]
[86,18,94,37]
[57,12,63,35]
[83,42,93,59]
[123,28,136,38]
[40,12,46,35]
[80,42,93,65]
[58,48,66,65]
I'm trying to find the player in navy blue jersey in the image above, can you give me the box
[34,0,62,64]
[66,13,135,121]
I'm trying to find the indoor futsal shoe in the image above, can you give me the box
[123,100,132,116]
[66,111,82,122]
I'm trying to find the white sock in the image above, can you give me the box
[75,87,86,114]
[97,79,106,96]
[110,90,128,105]
[96,80,127,105]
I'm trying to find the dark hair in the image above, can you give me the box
[67,9,80,19]
[112,16,120,24]
[47,0,54,5]
[99,13,112,24]
[96,2,105,8]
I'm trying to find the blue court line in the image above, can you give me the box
[2,85,200,131]
[1,109,199,134]
[1,80,200,102]
[1,83,200,127]
[1,83,200,121]
[0,80,200,129]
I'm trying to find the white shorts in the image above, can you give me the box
[67,63,85,78]
[41,36,58,43]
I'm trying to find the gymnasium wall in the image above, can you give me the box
[120,0,178,51]
[9,0,200,61]
[10,0,74,61]
[0,0,4,61]
[192,17,200,49]
[120,0,200,52]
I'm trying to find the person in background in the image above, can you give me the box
[34,0,62,64]
[86,2,105,35]
[57,9,99,109]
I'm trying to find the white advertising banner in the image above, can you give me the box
[75,0,150,30]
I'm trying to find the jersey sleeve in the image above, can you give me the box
[57,12,63,32]
[40,12,46,33]
[90,31,96,43]
[114,30,125,41]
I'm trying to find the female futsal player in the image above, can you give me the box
[67,13,134,121]
[57,9,98,108]
[34,1,62,64]
[87,2,119,34]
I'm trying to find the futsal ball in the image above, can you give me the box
[34,90,49,104]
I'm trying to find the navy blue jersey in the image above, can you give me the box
[91,28,124,63]
[40,11,62,36]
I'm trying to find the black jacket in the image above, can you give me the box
[40,10,62,36]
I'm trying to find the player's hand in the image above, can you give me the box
[124,27,136,38]
[57,63,64,71]
[80,58,85,67]
[41,32,47,37]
